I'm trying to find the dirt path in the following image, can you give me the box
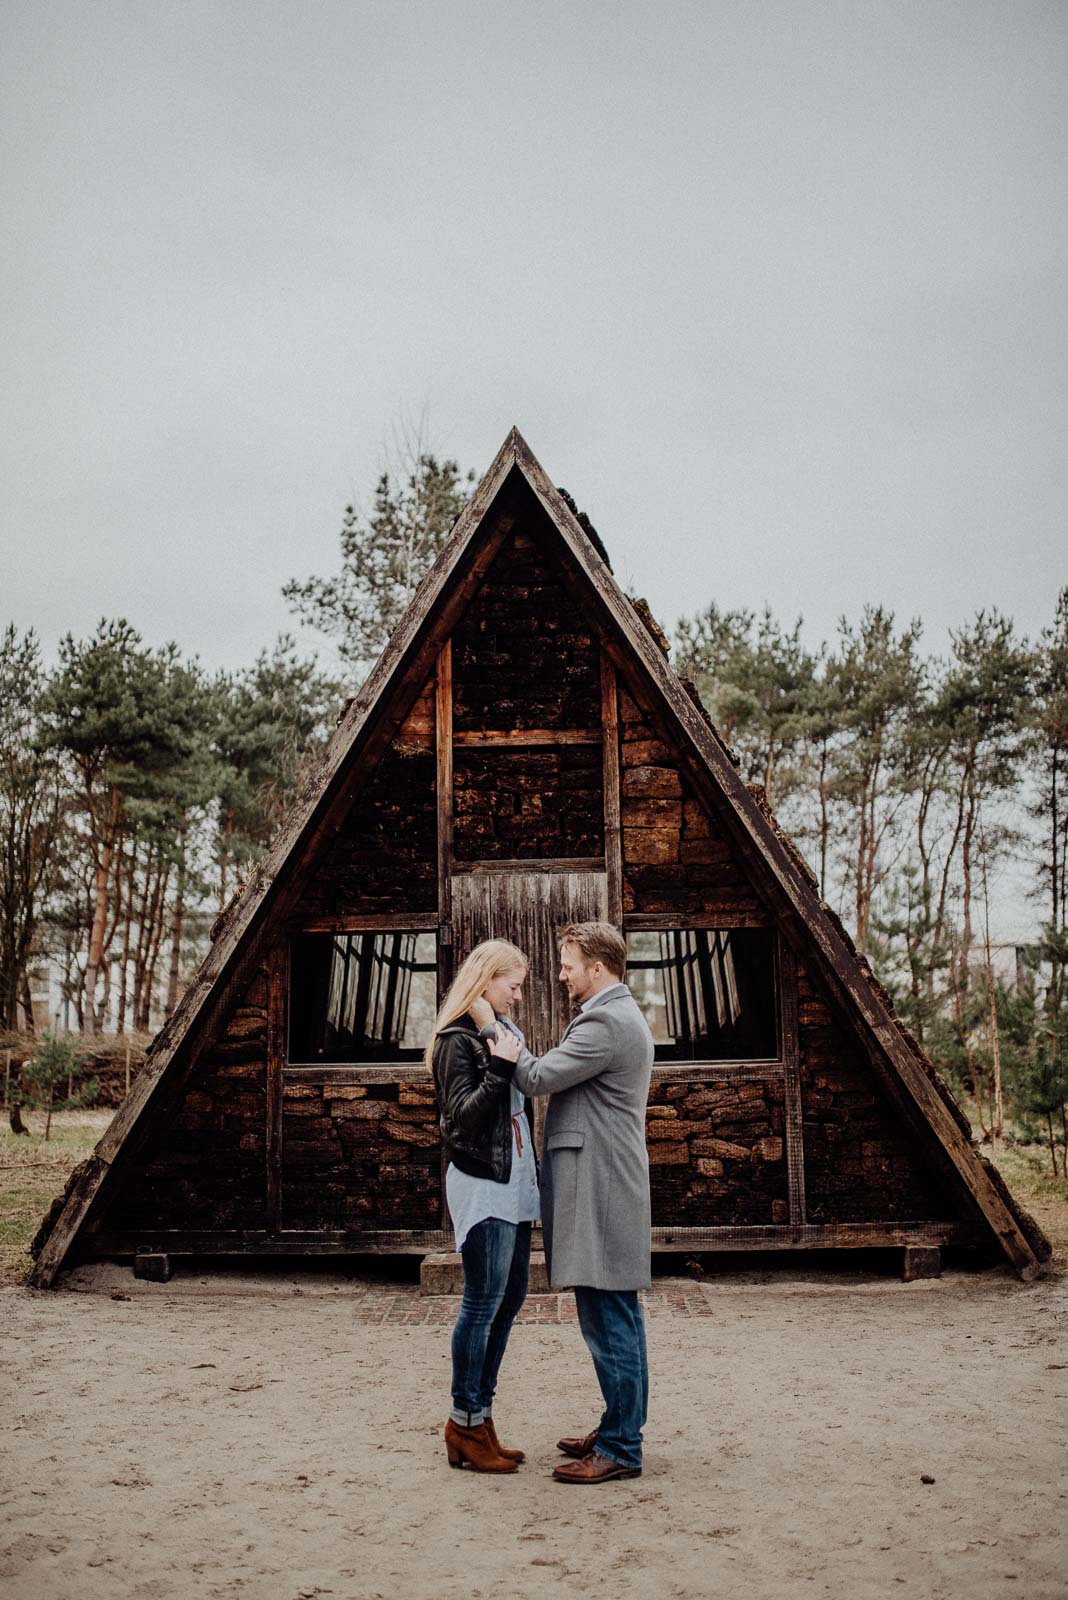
[2,1263,1066,1600]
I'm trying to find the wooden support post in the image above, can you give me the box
[778,939,807,1230]
[436,640,454,995]
[124,1045,130,1098]
[133,1251,172,1283]
[266,944,286,1236]
[902,1245,941,1281]
[601,654,623,927]
[3,1050,9,1109]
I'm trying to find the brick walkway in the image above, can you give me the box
[345,1282,715,1324]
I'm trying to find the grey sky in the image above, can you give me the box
[2,1,1066,678]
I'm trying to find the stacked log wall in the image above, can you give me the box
[293,680,437,918]
[281,1078,441,1230]
[796,961,964,1224]
[104,965,270,1232]
[452,531,601,732]
[617,682,766,920]
[646,1079,789,1227]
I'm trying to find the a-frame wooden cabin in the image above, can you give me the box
[31,429,1050,1286]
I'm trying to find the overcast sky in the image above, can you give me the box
[3,1,1066,680]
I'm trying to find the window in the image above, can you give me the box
[288,932,437,1064]
[626,929,777,1061]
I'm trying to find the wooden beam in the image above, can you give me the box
[283,1064,434,1086]
[265,942,286,1235]
[436,640,454,993]
[453,728,602,747]
[624,911,771,931]
[902,1245,942,1280]
[451,857,606,875]
[286,912,439,934]
[650,1061,784,1085]
[778,938,807,1230]
[92,1228,452,1256]
[87,1221,974,1259]
[601,655,623,926]
[649,1221,977,1250]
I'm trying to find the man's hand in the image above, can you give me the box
[470,996,495,1030]
[487,1030,521,1064]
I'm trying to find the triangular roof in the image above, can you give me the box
[31,428,1050,1284]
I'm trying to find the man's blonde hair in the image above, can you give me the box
[424,938,528,1070]
[559,921,627,979]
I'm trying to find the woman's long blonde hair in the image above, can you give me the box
[424,938,528,1071]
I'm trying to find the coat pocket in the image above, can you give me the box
[546,1129,585,1151]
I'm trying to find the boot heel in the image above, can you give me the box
[446,1442,464,1467]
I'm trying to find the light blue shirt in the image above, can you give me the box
[444,1016,540,1252]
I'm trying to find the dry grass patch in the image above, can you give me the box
[0,1108,111,1283]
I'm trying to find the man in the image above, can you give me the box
[475,920,655,1483]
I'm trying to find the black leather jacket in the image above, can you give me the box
[431,1014,520,1183]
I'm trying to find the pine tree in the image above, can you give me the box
[284,452,475,677]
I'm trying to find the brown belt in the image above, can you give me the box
[511,1114,524,1155]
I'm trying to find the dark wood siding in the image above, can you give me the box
[104,964,269,1232]
[796,961,964,1224]
[617,682,766,922]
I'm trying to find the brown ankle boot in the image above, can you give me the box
[483,1417,525,1462]
[443,1418,518,1472]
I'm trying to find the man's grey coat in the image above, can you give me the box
[512,984,654,1291]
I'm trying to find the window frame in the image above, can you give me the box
[625,921,783,1072]
[284,916,439,1071]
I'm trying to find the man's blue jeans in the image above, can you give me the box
[450,1218,531,1426]
[574,1287,648,1469]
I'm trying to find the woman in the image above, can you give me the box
[428,938,538,1473]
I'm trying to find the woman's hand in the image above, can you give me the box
[470,996,495,1030]
[487,1029,521,1064]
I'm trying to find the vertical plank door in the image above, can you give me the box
[450,869,608,1147]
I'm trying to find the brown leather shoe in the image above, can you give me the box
[483,1418,525,1462]
[556,1427,600,1459]
[552,1451,642,1484]
[443,1418,518,1472]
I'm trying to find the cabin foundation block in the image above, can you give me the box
[420,1250,550,1296]
[902,1245,941,1282]
[133,1251,173,1283]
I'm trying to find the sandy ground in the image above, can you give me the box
[2,1261,1066,1600]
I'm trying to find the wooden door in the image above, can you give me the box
[451,868,608,1146]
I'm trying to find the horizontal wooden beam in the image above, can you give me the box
[283,1064,434,1085]
[649,1221,978,1250]
[453,728,602,747]
[285,913,439,934]
[624,912,771,931]
[651,1061,784,1084]
[91,1228,451,1257]
[86,1220,978,1263]
[451,857,606,875]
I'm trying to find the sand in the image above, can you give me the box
[2,1261,1066,1600]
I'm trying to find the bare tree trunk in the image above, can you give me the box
[980,831,1003,1141]
[19,970,34,1033]
[763,744,775,811]
[219,809,234,912]
[116,839,136,1035]
[84,785,121,1034]
[165,843,187,1020]
[818,743,830,897]
[137,858,170,1031]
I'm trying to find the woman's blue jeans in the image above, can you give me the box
[574,1287,648,1469]
[450,1218,532,1427]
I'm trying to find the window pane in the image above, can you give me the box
[626,929,777,1060]
[289,933,437,1063]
